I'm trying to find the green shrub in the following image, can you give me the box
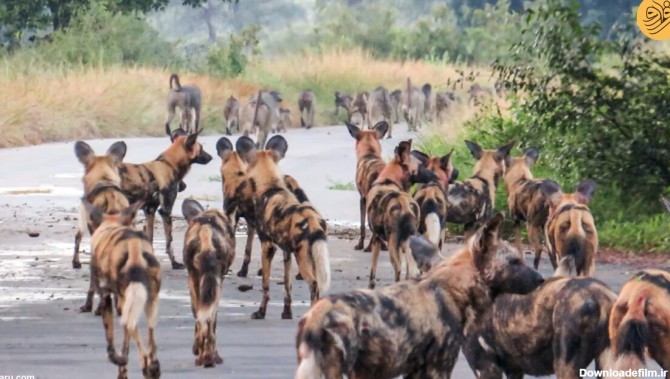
[206,24,260,78]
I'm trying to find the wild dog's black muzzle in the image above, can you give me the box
[194,150,213,165]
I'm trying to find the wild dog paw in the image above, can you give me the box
[144,360,160,378]
[72,260,82,269]
[236,268,248,278]
[295,273,303,281]
[214,351,223,365]
[171,261,185,270]
[281,311,293,320]
[79,304,92,313]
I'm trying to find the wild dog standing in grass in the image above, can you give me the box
[504,147,555,270]
[118,126,212,270]
[367,86,393,137]
[410,149,456,251]
[346,121,388,251]
[607,269,670,377]
[540,179,597,276]
[72,140,128,270]
[464,276,616,379]
[447,140,515,236]
[294,213,545,379]
[223,95,240,136]
[235,135,330,319]
[365,139,438,289]
[182,199,235,368]
[298,89,316,129]
[85,202,161,379]
[216,137,310,278]
[166,73,201,134]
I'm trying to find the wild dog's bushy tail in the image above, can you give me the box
[169,73,181,90]
[397,196,418,248]
[121,266,148,331]
[295,299,336,379]
[420,197,441,246]
[605,296,648,375]
[312,240,331,293]
[196,226,221,329]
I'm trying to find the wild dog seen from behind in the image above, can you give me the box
[235,135,330,319]
[541,179,597,276]
[295,213,544,379]
[85,202,161,379]
[165,73,201,134]
[182,199,235,368]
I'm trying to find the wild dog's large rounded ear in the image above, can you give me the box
[265,135,288,162]
[574,179,596,205]
[74,141,95,166]
[496,141,516,160]
[83,200,103,227]
[216,137,234,160]
[372,121,388,140]
[235,136,257,163]
[540,179,562,209]
[181,198,204,223]
[524,147,540,167]
[450,167,459,183]
[410,150,430,165]
[440,149,454,170]
[464,140,483,160]
[395,140,412,161]
[184,128,203,151]
[661,196,670,215]
[345,122,361,140]
[106,141,127,165]
[120,201,144,226]
[470,212,505,271]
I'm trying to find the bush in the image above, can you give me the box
[206,24,260,78]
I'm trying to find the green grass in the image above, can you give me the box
[208,175,222,182]
[328,181,356,191]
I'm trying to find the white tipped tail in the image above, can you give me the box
[424,213,441,246]
[312,240,331,293]
[121,282,147,330]
[295,343,322,379]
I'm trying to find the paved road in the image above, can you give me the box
[0,126,663,378]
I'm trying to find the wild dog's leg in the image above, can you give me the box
[101,293,126,367]
[368,236,381,289]
[403,240,419,280]
[118,322,131,379]
[513,220,523,253]
[73,228,83,269]
[281,250,293,319]
[237,224,255,277]
[144,207,156,243]
[210,314,224,365]
[295,246,319,305]
[251,241,276,319]
[145,296,161,378]
[388,237,402,282]
[188,275,201,357]
[528,223,543,270]
[355,197,366,251]
[80,266,98,313]
[159,186,184,269]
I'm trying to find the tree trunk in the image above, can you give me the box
[203,0,217,43]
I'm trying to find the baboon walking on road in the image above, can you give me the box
[298,90,316,129]
[223,95,240,136]
[165,74,201,134]
[367,86,393,138]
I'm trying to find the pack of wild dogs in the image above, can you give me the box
[70,74,669,379]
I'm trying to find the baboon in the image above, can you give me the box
[389,89,402,124]
[240,90,282,149]
[223,95,240,136]
[334,91,353,120]
[434,91,456,124]
[400,78,426,132]
[468,83,494,106]
[422,83,433,122]
[275,107,291,133]
[298,89,316,129]
[367,86,393,137]
[349,92,369,127]
[165,73,201,134]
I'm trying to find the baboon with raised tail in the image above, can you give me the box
[165,74,201,134]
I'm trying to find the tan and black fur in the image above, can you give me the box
[182,199,235,368]
[607,269,670,377]
[72,140,129,270]
[541,179,597,276]
[367,86,393,137]
[223,95,240,136]
[235,135,330,320]
[85,202,161,379]
[118,126,212,269]
[365,139,437,289]
[298,89,316,129]
[295,213,544,379]
[464,276,617,379]
[346,121,388,251]
[447,140,515,235]
[504,147,555,269]
[166,74,201,134]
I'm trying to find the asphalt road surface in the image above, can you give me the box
[0,125,664,378]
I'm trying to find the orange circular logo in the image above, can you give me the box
[637,0,670,40]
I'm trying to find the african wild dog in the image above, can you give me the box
[235,135,330,319]
[223,95,240,136]
[215,137,311,278]
[504,147,555,269]
[166,73,201,134]
[540,179,597,276]
[447,140,515,236]
[295,213,544,379]
[367,86,393,137]
[410,149,456,251]
[334,91,353,120]
[298,89,316,129]
[365,139,437,289]
[607,269,670,377]
[464,276,616,379]
[72,140,129,269]
[182,199,235,368]
[118,126,212,270]
[85,202,161,379]
[346,121,388,251]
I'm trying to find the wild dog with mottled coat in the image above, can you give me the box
[223,95,240,136]
[295,213,545,379]
[118,126,212,270]
[607,269,670,377]
[365,139,437,289]
[85,202,161,379]
[410,149,456,250]
[346,121,389,252]
[447,140,515,235]
[72,141,129,270]
[182,199,235,368]
[540,179,597,276]
[504,147,555,269]
[235,135,330,319]
[166,73,201,134]
[464,276,616,379]
[298,89,316,129]
[215,137,311,278]
[367,86,393,137]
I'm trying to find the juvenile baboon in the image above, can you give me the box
[434,91,456,124]
[389,89,401,124]
[367,86,393,137]
[349,91,369,127]
[334,91,353,119]
[239,90,282,149]
[468,83,494,106]
[165,73,201,134]
[223,95,240,136]
[400,78,426,132]
[298,89,316,129]
[422,83,433,122]
[275,107,291,133]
